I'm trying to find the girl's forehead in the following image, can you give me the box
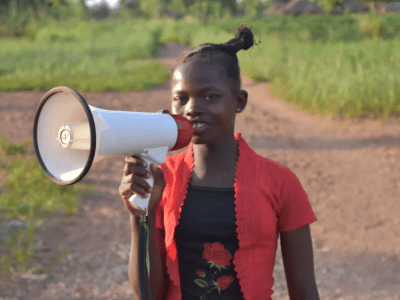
[172,61,230,90]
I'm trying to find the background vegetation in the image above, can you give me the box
[1,0,400,276]
[0,19,170,92]
[1,0,400,118]
[0,134,84,276]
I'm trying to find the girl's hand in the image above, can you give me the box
[119,155,165,216]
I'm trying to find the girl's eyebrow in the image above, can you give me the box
[172,87,222,94]
[199,87,221,93]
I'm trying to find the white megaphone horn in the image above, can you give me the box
[33,86,193,212]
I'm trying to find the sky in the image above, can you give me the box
[84,0,261,10]
[85,0,120,9]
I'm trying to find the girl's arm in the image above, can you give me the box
[129,213,167,300]
[147,210,168,300]
[128,214,142,299]
[280,224,320,300]
[120,156,167,300]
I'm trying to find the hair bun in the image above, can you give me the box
[235,25,254,51]
[173,24,255,69]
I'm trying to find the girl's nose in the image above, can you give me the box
[185,98,203,117]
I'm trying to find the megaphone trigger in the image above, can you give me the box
[128,146,169,212]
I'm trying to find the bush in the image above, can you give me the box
[356,11,388,39]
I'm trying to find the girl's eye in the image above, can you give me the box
[173,96,188,104]
[205,94,220,101]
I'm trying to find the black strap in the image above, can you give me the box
[139,215,152,300]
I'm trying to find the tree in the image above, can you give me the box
[222,0,237,16]
[239,0,270,19]
[311,0,342,11]
[78,0,91,19]
[138,0,168,18]
[312,0,397,13]
[90,0,110,19]
[357,0,398,13]
[0,0,50,36]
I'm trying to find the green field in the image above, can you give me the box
[159,15,400,119]
[1,14,400,119]
[0,19,170,92]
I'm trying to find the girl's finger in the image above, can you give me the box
[124,163,150,178]
[129,183,148,198]
[125,156,147,167]
[131,174,152,193]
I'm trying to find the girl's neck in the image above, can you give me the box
[190,133,238,187]
[193,133,237,165]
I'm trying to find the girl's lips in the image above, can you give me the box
[192,122,208,134]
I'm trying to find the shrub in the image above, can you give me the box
[356,11,388,39]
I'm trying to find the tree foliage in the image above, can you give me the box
[239,0,270,20]
[312,0,399,12]
[0,0,91,37]
[311,0,343,11]
[136,0,238,19]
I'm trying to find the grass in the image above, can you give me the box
[0,133,84,276]
[155,15,400,120]
[0,19,169,92]
[268,38,400,119]
[2,14,400,117]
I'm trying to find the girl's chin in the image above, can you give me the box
[191,136,205,144]
[191,135,211,145]
[191,131,235,145]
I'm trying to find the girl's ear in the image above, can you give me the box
[236,90,248,113]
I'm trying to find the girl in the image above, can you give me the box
[119,25,319,300]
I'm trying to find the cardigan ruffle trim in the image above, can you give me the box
[159,132,318,300]
[163,133,259,300]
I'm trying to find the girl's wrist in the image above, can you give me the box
[147,210,158,228]
[129,213,141,228]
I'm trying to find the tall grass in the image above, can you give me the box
[2,15,400,118]
[0,19,169,92]
[274,40,400,119]
[236,35,400,119]
[157,15,400,119]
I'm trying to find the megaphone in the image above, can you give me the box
[33,86,193,212]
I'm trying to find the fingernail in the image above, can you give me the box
[146,172,151,179]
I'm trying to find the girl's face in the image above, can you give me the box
[171,60,247,145]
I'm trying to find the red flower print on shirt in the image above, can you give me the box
[196,270,205,277]
[216,275,235,291]
[195,243,236,299]
[202,242,233,267]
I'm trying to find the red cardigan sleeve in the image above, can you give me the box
[277,167,317,232]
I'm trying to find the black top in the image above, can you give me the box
[175,185,245,300]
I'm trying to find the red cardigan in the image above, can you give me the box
[156,133,317,300]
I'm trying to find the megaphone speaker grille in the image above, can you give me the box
[33,87,96,185]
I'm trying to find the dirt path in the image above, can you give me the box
[0,44,399,300]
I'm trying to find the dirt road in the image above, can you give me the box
[0,44,399,299]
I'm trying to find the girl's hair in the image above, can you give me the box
[172,25,255,90]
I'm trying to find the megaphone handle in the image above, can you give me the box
[129,160,154,213]
[128,146,168,212]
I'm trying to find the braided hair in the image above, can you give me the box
[172,25,255,92]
